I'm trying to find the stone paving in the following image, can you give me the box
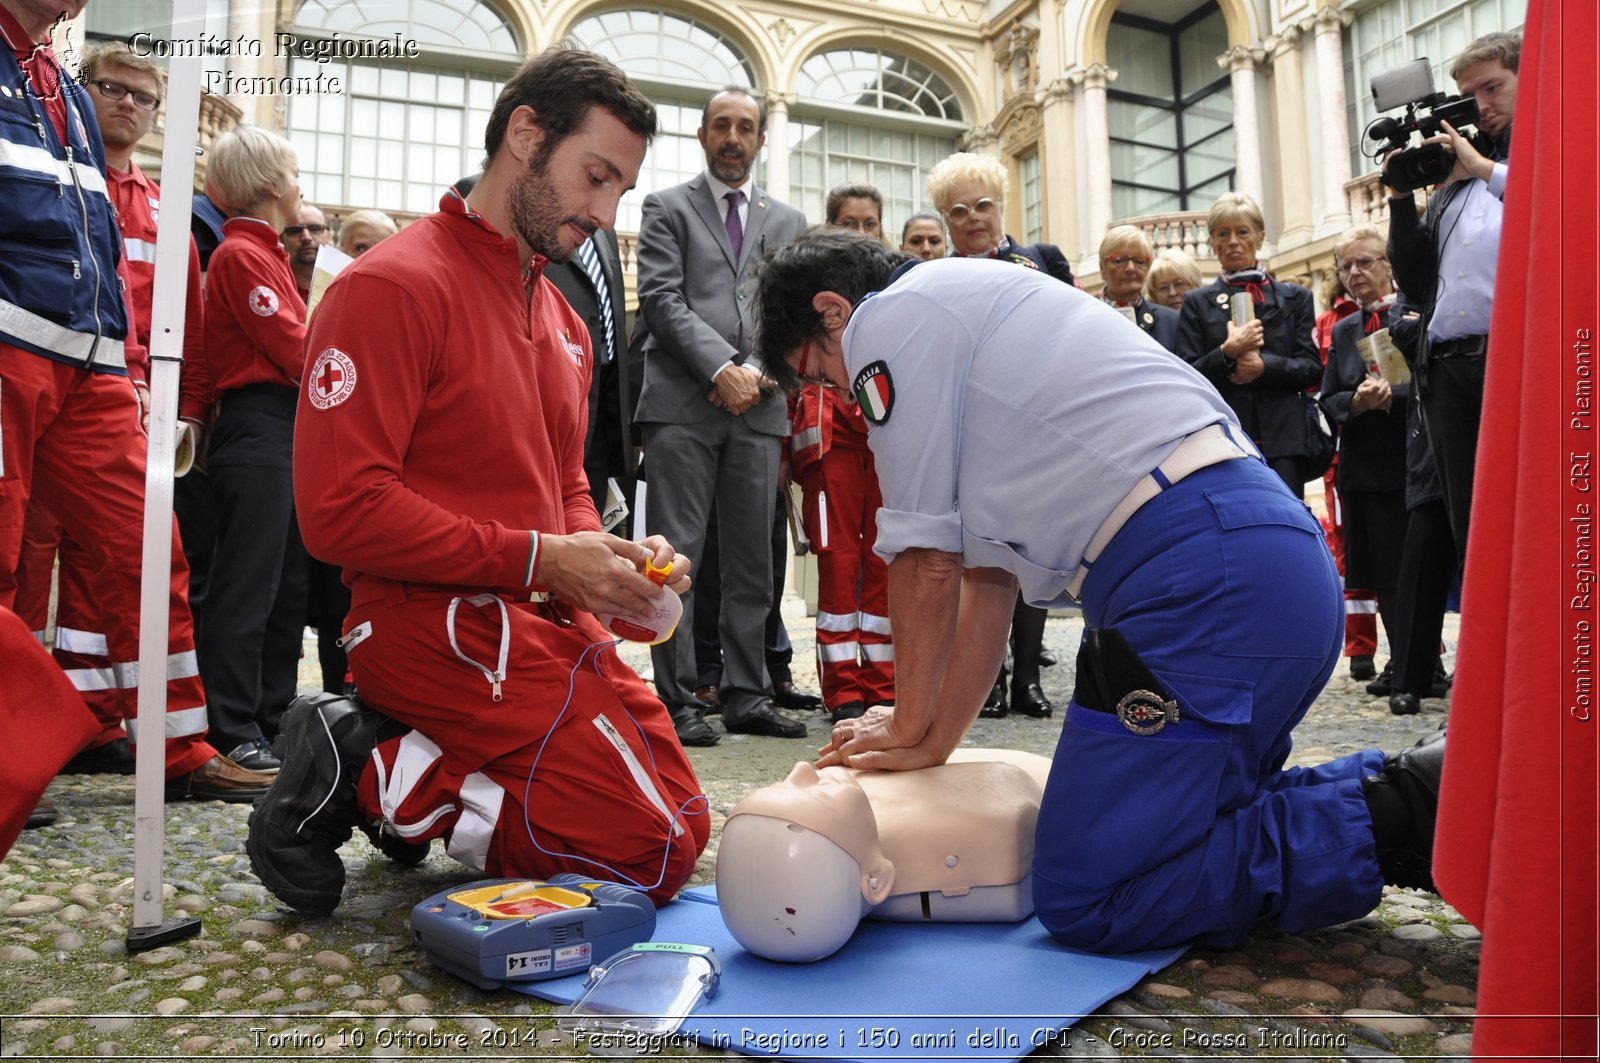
[0,612,1474,1060]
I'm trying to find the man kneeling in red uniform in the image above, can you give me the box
[247,48,709,915]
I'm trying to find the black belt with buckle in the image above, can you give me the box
[1072,627,1180,736]
[1429,334,1488,359]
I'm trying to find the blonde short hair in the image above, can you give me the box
[1144,248,1204,300]
[1205,192,1266,241]
[79,41,166,88]
[1098,224,1154,263]
[338,209,399,252]
[205,126,298,217]
[925,152,1008,213]
[1332,224,1387,267]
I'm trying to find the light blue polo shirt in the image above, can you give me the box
[844,257,1239,607]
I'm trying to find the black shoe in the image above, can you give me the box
[227,737,282,774]
[1365,662,1394,697]
[979,675,1009,719]
[1389,692,1421,716]
[723,702,807,738]
[60,737,136,775]
[359,822,431,867]
[772,681,823,711]
[246,693,389,915]
[1012,683,1054,718]
[25,798,57,829]
[1430,661,1453,699]
[670,705,719,747]
[828,701,867,725]
[1038,647,1058,669]
[1349,655,1377,681]
[1362,727,1446,891]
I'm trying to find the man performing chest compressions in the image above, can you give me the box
[750,228,1447,953]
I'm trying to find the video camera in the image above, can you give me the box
[1364,59,1495,194]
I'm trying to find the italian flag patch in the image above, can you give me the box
[853,360,894,426]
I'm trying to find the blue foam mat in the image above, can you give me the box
[510,886,1184,1063]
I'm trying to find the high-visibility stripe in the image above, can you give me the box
[83,649,201,689]
[443,771,505,871]
[792,426,822,452]
[122,237,158,264]
[592,713,684,838]
[862,643,895,662]
[0,139,110,197]
[816,610,858,633]
[31,629,47,645]
[819,642,859,663]
[0,296,126,369]
[1344,599,1378,615]
[375,731,456,838]
[54,626,110,656]
[63,665,117,691]
[859,612,892,636]
[163,704,209,738]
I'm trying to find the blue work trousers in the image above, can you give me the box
[1033,459,1385,952]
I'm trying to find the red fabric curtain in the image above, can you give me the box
[1432,2,1599,1057]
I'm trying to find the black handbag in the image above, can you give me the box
[1303,394,1336,479]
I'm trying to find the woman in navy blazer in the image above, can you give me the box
[1176,193,1323,493]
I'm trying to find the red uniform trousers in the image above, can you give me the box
[347,591,709,906]
[0,347,214,777]
[0,606,98,856]
[1322,465,1378,658]
[798,421,894,710]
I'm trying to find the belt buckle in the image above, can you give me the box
[1116,689,1179,735]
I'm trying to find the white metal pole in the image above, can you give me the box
[128,0,206,951]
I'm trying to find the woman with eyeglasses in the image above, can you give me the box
[925,152,1073,721]
[1175,193,1323,495]
[1097,225,1178,352]
[1320,227,1418,713]
[785,184,898,725]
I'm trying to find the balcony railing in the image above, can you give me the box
[1117,212,1216,262]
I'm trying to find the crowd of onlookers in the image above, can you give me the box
[7,16,1514,847]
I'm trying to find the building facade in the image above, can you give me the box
[78,0,1525,304]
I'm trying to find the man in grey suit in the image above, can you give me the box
[546,229,637,536]
[635,87,808,745]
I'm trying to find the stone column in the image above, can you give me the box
[762,91,792,204]
[1080,63,1116,250]
[1037,76,1080,260]
[1314,5,1355,230]
[1268,24,1313,244]
[1220,45,1264,207]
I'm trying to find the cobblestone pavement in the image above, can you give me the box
[1,612,1473,1060]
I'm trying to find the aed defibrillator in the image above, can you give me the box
[410,875,656,990]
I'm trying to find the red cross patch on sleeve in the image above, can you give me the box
[307,347,358,410]
[248,285,280,317]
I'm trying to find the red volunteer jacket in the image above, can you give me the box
[294,192,599,605]
[203,217,306,393]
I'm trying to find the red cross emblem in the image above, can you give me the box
[248,286,279,317]
[307,347,357,410]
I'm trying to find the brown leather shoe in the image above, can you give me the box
[693,684,721,714]
[166,755,273,803]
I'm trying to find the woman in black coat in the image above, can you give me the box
[1176,193,1324,492]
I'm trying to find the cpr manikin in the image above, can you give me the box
[716,750,1050,962]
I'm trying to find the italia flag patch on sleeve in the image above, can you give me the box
[853,360,894,426]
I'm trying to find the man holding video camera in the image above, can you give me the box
[1385,31,1518,571]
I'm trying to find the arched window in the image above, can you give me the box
[284,0,520,216]
[1106,4,1233,220]
[567,10,756,232]
[790,49,964,233]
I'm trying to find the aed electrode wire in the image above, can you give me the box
[519,638,710,893]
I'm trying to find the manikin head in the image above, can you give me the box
[716,762,895,962]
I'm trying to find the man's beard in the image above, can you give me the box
[509,143,593,264]
[709,147,750,185]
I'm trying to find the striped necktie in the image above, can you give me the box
[576,237,615,363]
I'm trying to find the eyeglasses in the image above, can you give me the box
[91,79,160,111]
[795,341,832,386]
[1339,255,1387,273]
[283,224,329,238]
[1105,255,1151,270]
[943,198,999,221]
